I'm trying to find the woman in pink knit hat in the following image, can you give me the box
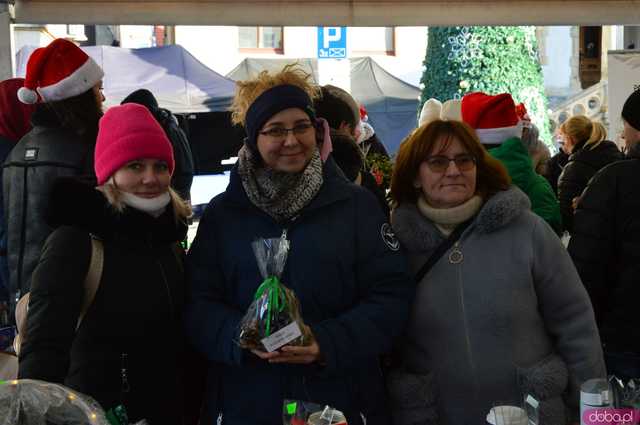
[18,103,194,424]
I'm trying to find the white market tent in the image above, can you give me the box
[16,44,236,113]
[3,1,640,81]
[2,0,640,204]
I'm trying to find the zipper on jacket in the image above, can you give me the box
[448,241,464,264]
[15,167,30,302]
[120,352,131,400]
[144,235,176,321]
[280,214,300,242]
[156,259,175,320]
[454,246,480,405]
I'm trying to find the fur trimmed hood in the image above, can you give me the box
[392,186,530,252]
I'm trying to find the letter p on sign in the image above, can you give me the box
[323,27,341,48]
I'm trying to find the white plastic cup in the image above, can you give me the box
[580,378,612,425]
[487,406,529,425]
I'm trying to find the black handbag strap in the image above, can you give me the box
[414,218,474,283]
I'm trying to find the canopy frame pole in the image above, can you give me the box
[0,1,13,80]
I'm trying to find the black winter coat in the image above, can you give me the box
[568,145,640,353]
[2,107,95,307]
[18,178,188,424]
[360,170,390,220]
[557,140,623,232]
[362,134,389,159]
[0,134,14,303]
[155,108,194,201]
[545,150,568,195]
[186,158,412,425]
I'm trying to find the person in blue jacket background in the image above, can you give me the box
[185,65,412,425]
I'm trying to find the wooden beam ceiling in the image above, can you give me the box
[11,1,640,25]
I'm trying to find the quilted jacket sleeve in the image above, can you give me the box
[530,215,606,412]
[18,227,91,382]
[310,189,413,375]
[184,203,245,366]
[558,161,594,233]
[567,168,617,322]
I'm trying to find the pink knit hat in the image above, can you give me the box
[94,103,175,184]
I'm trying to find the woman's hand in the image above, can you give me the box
[250,326,323,364]
[572,196,582,212]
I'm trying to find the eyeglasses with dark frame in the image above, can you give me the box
[424,154,477,173]
[259,122,315,139]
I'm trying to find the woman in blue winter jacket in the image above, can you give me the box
[185,65,413,425]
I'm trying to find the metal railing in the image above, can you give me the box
[549,81,608,133]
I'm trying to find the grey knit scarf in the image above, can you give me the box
[237,146,323,222]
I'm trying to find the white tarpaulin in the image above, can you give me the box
[15,44,236,114]
[607,51,640,144]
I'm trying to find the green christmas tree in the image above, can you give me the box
[420,26,552,145]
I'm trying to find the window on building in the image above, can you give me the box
[66,24,88,42]
[579,26,602,89]
[239,27,284,53]
[350,27,395,56]
[624,26,640,50]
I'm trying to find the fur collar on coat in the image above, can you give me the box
[392,186,531,252]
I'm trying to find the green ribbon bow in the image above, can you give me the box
[254,276,288,336]
[106,405,129,425]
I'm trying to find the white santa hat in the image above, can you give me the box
[18,38,104,104]
[419,98,463,127]
[418,98,442,127]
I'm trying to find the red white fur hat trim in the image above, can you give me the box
[18,38,104,104]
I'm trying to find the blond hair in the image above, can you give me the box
[560,115,607,150]
[230,64,320,127]
[98,182,192,223]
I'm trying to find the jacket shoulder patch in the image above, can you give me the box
[25,147,39,161]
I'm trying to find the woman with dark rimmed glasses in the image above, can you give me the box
[388,119,605,425]
[185,65,412,425]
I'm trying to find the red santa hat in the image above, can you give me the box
[18,38,104,105]
[359,104,368,122]
[461,92,523,145]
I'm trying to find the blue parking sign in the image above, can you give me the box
[318,27,347,59]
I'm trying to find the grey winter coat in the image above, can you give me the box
[390,187,605,425]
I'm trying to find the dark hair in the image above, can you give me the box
[330,130,363,181]
[314,86,359,134]
[391,120,511,205]
[121,88,159,110]
[45,87,102,145]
